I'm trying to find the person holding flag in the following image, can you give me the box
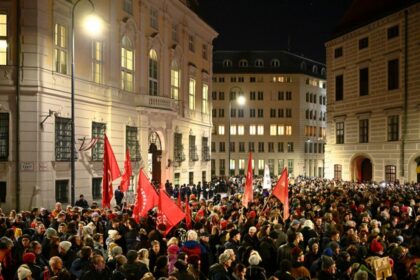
[242,152,253,208]
[102,134,121,209]
[272,168,290,222]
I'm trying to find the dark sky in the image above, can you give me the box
[197,0,353,63]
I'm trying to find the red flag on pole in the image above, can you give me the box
[185,196,192,229]
[242,152,253,208]
[102,134,121,208]
[177,189,182,209]
[120,149,132,192]
[132,168,159,222]
[272,168,289,222]
[157,186,186,235]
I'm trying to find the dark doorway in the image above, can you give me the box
[360,158,372,182]
[416,157,420,183]
[148,143,162,185]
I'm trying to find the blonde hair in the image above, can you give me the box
[167,237,179,246]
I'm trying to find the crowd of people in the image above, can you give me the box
[0,176,419,280]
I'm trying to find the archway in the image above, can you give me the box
[416,157,420,183]
[351,155,373,183]
[148,132,162,185]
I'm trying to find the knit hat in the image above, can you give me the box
[321,255,335,270]
[59,241,72,253]
[17,264,32,280]
[370,239,384,254]
[45,228,57,239]
[22,252,36,264]
[322,247,334,257]
[219,252,231,264]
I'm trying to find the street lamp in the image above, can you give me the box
[70,0,102,205]
[228,95,246,176]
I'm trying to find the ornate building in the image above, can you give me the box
[212,51,326,178]
[325,0,420,183]
[0,0,217,210]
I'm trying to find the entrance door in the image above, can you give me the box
[353,156,373,182]
[360,158,372,182]
[148,143,162,185]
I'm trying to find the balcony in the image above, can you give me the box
[190,147,199,162]
[136,94,179,112]
[202,146,211,161]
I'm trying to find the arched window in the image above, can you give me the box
[223,59,232,67]
[149,49,158,96]
[170,60,180,100]
[321,67,326,76]
[312,65,318,73]
[121,36,134,91]
[271,59,280,67]
[300,61,307,71]
[255,59,264,67]
[239,59,248,67]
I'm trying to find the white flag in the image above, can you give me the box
[263,164,271,189]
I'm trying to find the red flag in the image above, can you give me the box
[157,186,186,235]
[102,134,121,208]
[242,152,253,208]
[272,168,289,222]
[185,196,192,229]
[120,149,132,192]
[132,169,159,222]
[177,190,182,209]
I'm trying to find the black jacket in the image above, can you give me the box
[209,263,230,280]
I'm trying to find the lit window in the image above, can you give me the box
[202,84,208,114]
[239,159,245,170]
[218,125,225,135]
[230,125,237,135]
[0,14,7,65]
[189,78,196,110]
[249,125,256,135]
[238,125,244,135]
[171,60,180,99]
[258,160,265,174]
[270,125,277,136]
[149,49,158,96]
[278,125,284,135]
[92,41,103,83]
[257,125,264,135]
[121,36,134,91]
[54,23,67,74]
[285,125,292,135]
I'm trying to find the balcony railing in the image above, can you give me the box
[202,146,211,161]
[136,94,179,112]
[190,147,199,162]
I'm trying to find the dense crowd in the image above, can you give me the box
[0,177,419,280]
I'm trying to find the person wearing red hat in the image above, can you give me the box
[370,238,384,256]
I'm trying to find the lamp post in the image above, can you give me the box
[228,95,246,177]
[70,0,101,205]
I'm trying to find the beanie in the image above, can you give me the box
[370,239,384,254]
[45,228,57,239]
[22,252,36,264]
[59,241,72,253]
[17,264,32,280]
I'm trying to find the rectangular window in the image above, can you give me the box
[250,91,256,100]
[359,68,369,96]
[123,0,133,13]
[55,180,69,203]
[359,119,369,143]
[219,91,225,100]
[238,109,244,118]
[287,142,294,152]
[0,182,5,203]
[92,178,102,199]
[387,25,399,39]
[278,109,284,118]
[278,159,284,174]
[270,125,277,136]
[238,159,245,175]
[359,37,368,49]
[230,125,237,135]
[230,108,236,118]
[336,122,344,144]
[258,142,264,152]
[250,109,256,118]
[250,77,256,83]
[0,14,7,65]
[211,160,215,176]
[218,125,225,135]
[248,142,254,152]
[218,109,224,118]
[278,91,284,100]
[258,109,263,118]
[334,47,343,58]
[388,59,399,90]
[239,142,245,152]
[237,125,244,135]
[189,135,198,161]
[278,125,284,136]
[150,8,158,29]
[189,172,194,185]
[172,24,178,42]
[385,165,396,182]
[92,122,106,161]
[174,133,185,162]
[286,91,292,100]
[219,142,225,152]
[54,23,67,74]
[229,159,235,175]
[270,109,276,118]
[219,159,225,175]
[388,115,399,141]
[171,63,180,100]
[202,84,208,114]
[285,125,292,135]
[211,141,216,152]
[278,142,284,152]
[258,160,264,175]
[212,91,217,100]
[250,124,256,135]
[286,109,292,118]
[257,125,264,135]
[121,39,134,92]
[335,75,343,101]
[268,142,274,153]
[257,91,264,100]
[229,142,235,153]
[189,78,196,110]
[174,173,180,185]
[55,117,71,161]
[334,164,342,180]
[202,44,208,60]
[92,41,103,84]
[0,113,9,161]
[229,91,236,100]
[288,159,294,175]
[188,34,195,52]
[126,126,140,161]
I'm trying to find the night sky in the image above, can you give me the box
[197,0,353,63]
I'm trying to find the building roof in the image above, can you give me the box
[213,50,326,79]
[331,0,420,39]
